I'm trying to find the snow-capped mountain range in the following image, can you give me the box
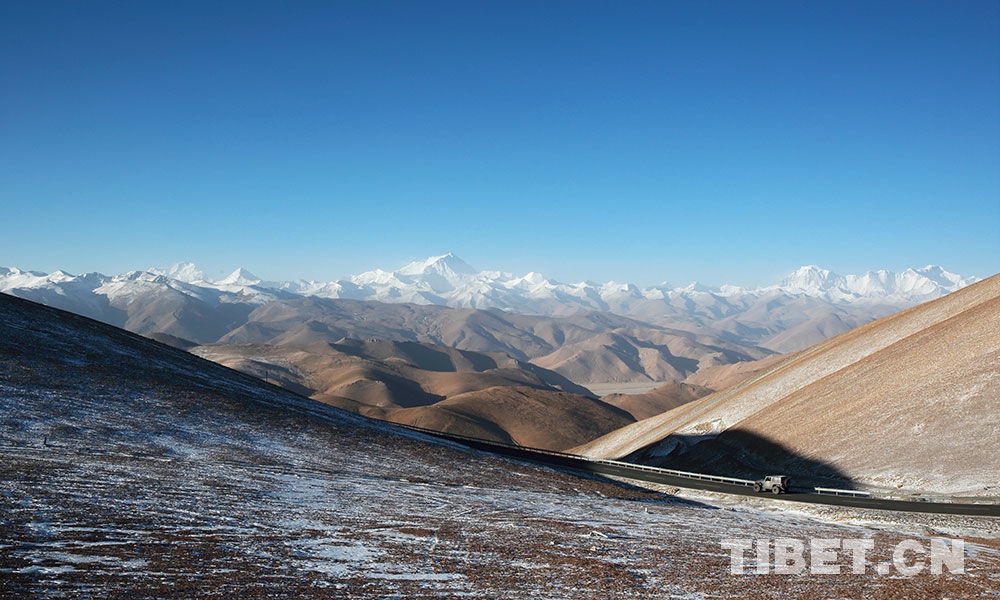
[1,253,978,314]
[0,254,981,355]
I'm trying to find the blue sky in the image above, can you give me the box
[2,1,998,287]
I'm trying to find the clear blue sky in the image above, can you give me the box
[2,1,998,287]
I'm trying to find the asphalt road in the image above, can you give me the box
[405,426,1000,517]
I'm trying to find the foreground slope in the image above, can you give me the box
[3,293,997,598]
[575,275,1000,496]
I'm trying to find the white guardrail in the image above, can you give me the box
[813,487,872,497]
[591,456,757,487]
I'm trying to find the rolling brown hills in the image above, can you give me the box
[194,338,634,450]
[600,381,715,421]
[391,386,635,449]
[596,354,786,421]
[574,274,1000,496]
[215,298,772,385]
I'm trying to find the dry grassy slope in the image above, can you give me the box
[574,274,1000,495]
[733,292,1000,493]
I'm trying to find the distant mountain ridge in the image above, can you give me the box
[304,255,979,310]
[1,254,977,312]
[776,264,974,301]
[0,257,980,356]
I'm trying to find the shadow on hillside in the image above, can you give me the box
[625,429,858,491]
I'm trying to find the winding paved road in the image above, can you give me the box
[404,426,1000,517]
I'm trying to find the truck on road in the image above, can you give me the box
[754,475,790,494]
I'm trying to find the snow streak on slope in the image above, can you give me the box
[2,293,999,598]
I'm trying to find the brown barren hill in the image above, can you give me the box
[214,297,771,385]
[195,339,591,407]
[602,381,714,420]
[682,354,787,391]
[392,386,635,450]
[574,274,1000,496]
[194,339,630,451]
[530,327,771,385]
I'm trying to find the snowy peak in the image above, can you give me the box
[351,268,404,287]
[149,262,205,284]
[330,257,980,315]
[514,272,549,287]
[397,253,478,278]
[774,265,976,302]
[354,253,480,296]
[47,269,77,283]
[0,268,66,291]
[216,267,262,287]
[600,281,643,299]
[779,265,836,293]
[113,270,169,284]
[915,265,968,288]
[681,282,714,294]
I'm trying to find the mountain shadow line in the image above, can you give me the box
[624,429,857,491]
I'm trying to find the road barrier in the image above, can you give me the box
[813,487,873,498]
